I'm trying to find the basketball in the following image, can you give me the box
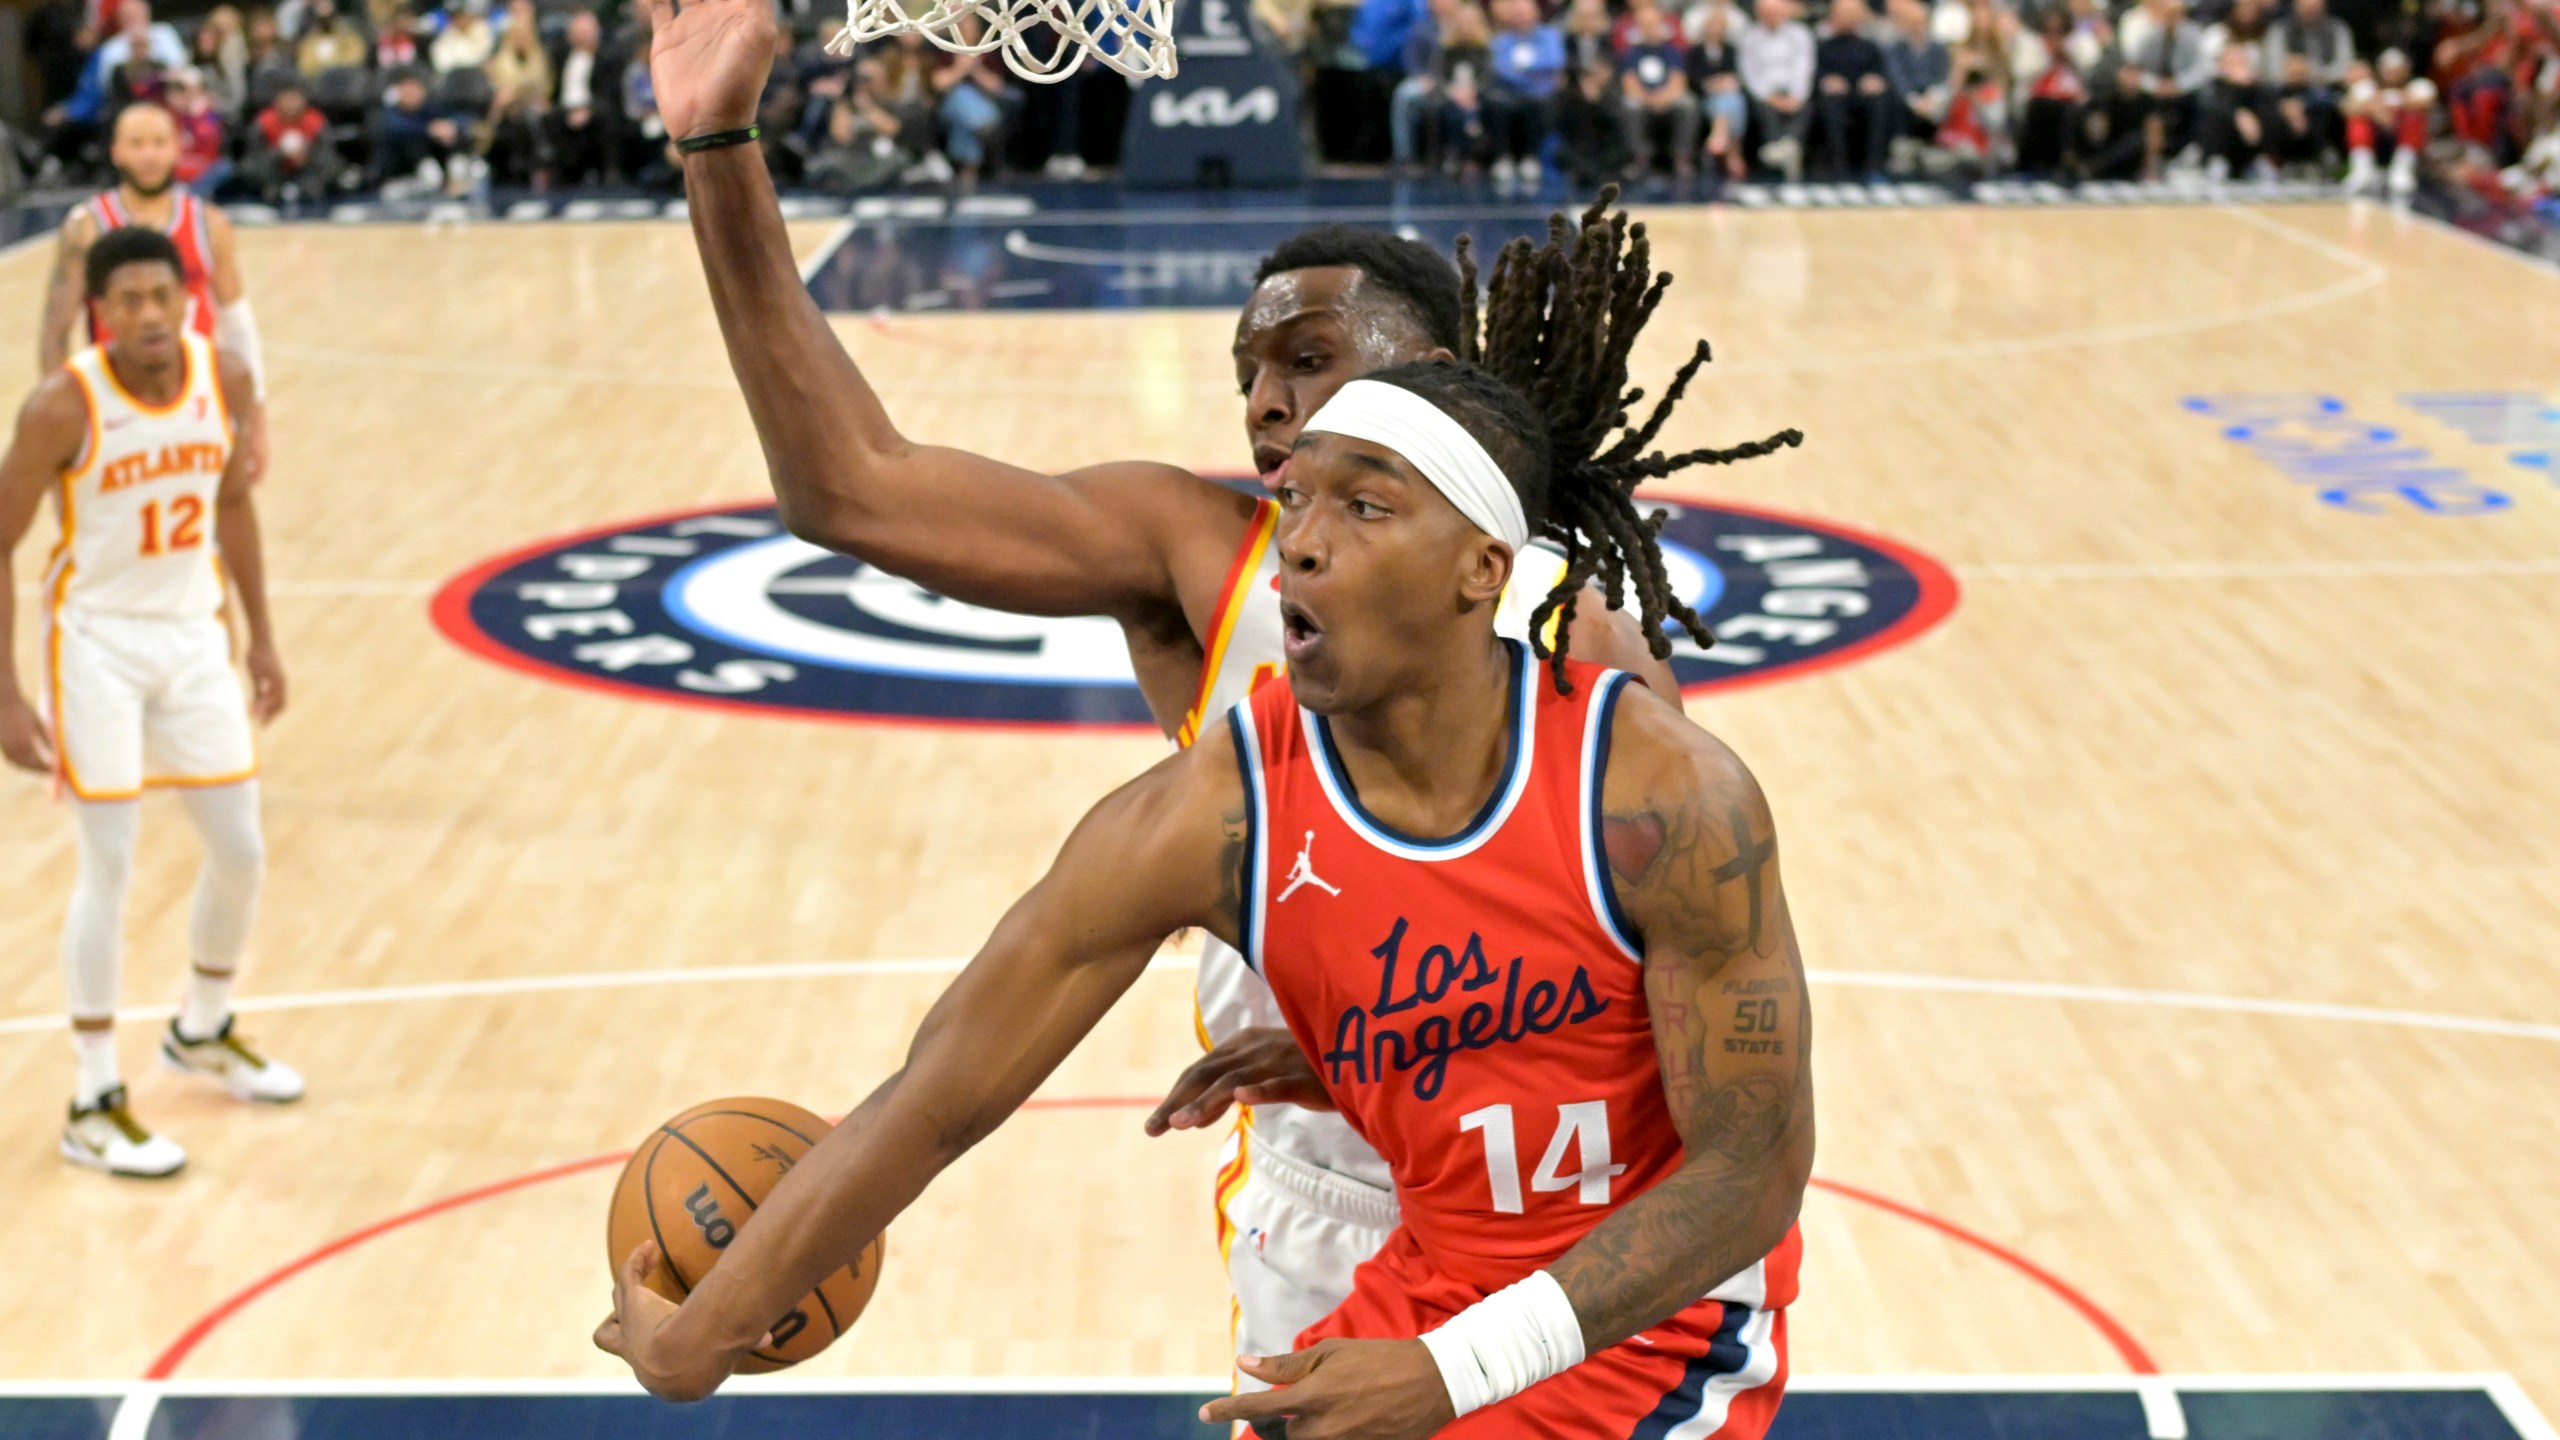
[606,1097,885,1373]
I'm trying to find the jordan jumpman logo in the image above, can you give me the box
[1276,831,1341,902]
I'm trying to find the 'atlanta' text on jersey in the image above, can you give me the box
[1325,916,1611,1101]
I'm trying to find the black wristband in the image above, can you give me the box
[676,124,762,154]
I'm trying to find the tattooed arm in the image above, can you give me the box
[1545,682,1815,1351]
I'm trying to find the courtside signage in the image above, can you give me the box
[432,497,1957,728]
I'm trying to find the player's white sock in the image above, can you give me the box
[174,782,264,1040]
[71,1028,119,1108]
[62,800,140,1099]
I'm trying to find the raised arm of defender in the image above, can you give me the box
[639,0,1243,625]
[595,723,1250,1402]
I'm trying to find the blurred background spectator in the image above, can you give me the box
[433,0,494,74]
[1621,6,1701,175]
[1563,0,1614,70]
[244,7,283,68]
[1686,1,1749,175]
[481,0,551,182]
[1741,0,1815,177]
[1486,0,1566,189]
[1428,0,1495,173]
[165,63,230,191]
[547,10,615,186]
[2014,2,2091,172]
[245,77,339,198]
[1555,55,1635,177]
[295,0,366,75]
[192,5,249,112]
[372,65,460,194]
[1813,0,1893,176]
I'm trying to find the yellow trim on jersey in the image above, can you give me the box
[60,365,104,491]
[46,381,91,798]
[1177,501,1279,750]
[98,339,194,418]
[1212,1122,1254,1267]
[143,766,259,791]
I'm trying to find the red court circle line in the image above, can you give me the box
[145,1100,2152,1381]
[1806,1176,2157,1374]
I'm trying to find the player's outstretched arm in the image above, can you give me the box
[0,375,89,775]
[1547,684,1814,1349]
[212,352,283,722]
[596,721,1252,1403]
[638,0,1246,623]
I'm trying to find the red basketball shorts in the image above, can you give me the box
[1294,1227,1788,1439]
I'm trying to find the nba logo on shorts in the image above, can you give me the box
[433,497,1956,728]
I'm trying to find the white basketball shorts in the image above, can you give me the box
[1219,1127,1398,1392]
[45,610,256,802]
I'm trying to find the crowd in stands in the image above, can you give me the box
[1331,0,2560,195]
[19,0,1112,199]
[14,0,2559,205]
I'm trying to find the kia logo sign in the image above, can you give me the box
[1149,85,1281,127]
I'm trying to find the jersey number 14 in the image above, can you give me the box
[1461,1101,1629,1213]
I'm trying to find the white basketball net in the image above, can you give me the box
[825,0,1178,83]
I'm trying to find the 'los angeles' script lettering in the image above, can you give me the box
[1325,916,1610,1100]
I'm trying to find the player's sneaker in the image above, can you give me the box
[61,1086,186,1178]
[161,1017,305,1103]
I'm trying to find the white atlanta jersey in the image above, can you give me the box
[1176,497,1570,1190]
[46,335,233,620]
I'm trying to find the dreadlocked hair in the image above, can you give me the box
[1454,187,1804,695]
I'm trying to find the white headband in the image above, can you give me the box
[1302,379,1529,551]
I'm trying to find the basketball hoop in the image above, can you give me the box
[824,0,1178,83]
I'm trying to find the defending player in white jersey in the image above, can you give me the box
[0,225,302,1179]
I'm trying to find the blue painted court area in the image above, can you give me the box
[5,1380,2546,1440]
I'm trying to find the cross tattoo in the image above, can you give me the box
[1707,804,1773,948]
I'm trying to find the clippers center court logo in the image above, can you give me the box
[432,496,1957,729]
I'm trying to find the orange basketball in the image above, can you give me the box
[606,1097,885,1372]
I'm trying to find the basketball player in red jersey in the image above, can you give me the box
[629,0,1803,1397]
[599,187,1813,1437]
[39,103,267,481]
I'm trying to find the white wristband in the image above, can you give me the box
[1416,1271,1587,1418]
[214,297,267,402]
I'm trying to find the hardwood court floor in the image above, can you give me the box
[1,201,2555,1413]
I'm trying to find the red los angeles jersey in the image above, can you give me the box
[1229,640,1802,1311]
[84,190,219,347]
